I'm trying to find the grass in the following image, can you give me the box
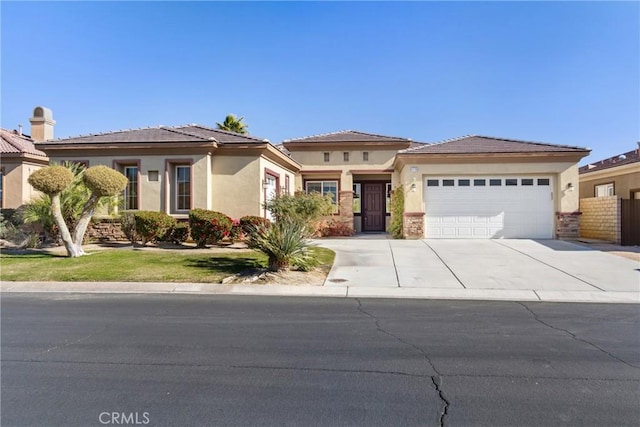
[0,246,335,283]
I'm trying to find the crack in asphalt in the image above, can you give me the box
[516,302,640,369]
[3,359,637,383]
[355,298,450,427]
[36,325,109,356]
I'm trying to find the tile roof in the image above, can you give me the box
[283,130,415,144]
[37,124,268,145]
[399,135,589,154]
[579,147,640,174]
[0,128,48,157]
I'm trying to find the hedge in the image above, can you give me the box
[188,209,232,247]
[133,211,176,245]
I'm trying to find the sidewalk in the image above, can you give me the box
[2,280,638,304]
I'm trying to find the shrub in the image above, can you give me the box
[134,211,176,245]
[239,216,270,235]
[83,166,128,197]
[188,209,233,247]
[27,166,74,194]
[263,192,333,235]
[388,185,405,239]
[245,218,317,271]
[317,219,354,237]
[120,211,137,243]
[160,222,190,244]
[229,219,242,243]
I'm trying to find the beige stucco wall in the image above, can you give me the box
[1,160,45,208]
[289,149,397,192]
[259,156,297,203]
[399,161,580,214]
[211,155,261,218]
[48,154,210,214]
[579,165,640,199]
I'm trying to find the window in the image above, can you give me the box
[386,183,392,212]
[538,178,550,186]
[123,166,139,210]
[505,179,518,186]
[363,152,369,161]
[175,166,191,210]
[427,179,439,187]
[521,178,534,186]
[595,183,614,197]
[443,179,455,187]
[474,179,486,186]
[458,179,470,186]
[306,180,338,213]
[323,152,330,162]
[490,179,501,186]
[353,183,361,213]
[343,152,349,162]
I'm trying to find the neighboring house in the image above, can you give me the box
[578,145,640,245]
[578,145,640,199]
[0,126,49,209]
[29,107,300,220]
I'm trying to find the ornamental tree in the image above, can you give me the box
[28,165,127,257]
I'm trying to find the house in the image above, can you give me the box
[0,115,50,208]
[8,106,593,241]
[29,107,300,220]
[283,132,590,239]
[578,145,640,200]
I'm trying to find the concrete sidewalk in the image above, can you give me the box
[2,238,638,303]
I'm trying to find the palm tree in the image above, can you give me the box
[216,114,248,134]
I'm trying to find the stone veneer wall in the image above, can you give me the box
[338,191,355,232]
[555,212,581,240]
[403,212,424,239]
[579,196,621,244]
[86,219,128,242]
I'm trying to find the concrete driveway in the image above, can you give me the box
[318,238,640,297]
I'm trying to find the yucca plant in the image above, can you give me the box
[245,218,316,272]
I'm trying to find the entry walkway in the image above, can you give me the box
[317,238,640,303]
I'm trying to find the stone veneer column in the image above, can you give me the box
[555,212,582,240]
[403,212,424,239]
[338,191,354,232]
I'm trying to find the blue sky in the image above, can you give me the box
[2,1,638,164]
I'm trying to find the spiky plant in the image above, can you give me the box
[245,218,316,272]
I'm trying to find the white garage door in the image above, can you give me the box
[424,177,553,239]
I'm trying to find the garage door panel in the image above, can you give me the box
[424,176,553,239]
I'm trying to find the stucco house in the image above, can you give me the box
[578,145,640,200]
[0,125,49,209]
[5,106,592,241]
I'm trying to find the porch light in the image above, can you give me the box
[566,182,574,191]
[262,179,269,190]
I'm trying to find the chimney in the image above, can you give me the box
[18,124,23,136]
[29,106,55,141]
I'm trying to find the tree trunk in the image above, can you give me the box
[50,194,82,257]
[268,256,289,272]
[72,194,100,254]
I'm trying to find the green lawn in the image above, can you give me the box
[0,247,335,283]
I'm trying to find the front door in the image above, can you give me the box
[362,183,385,232]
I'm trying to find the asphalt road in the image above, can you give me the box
[2,294,639,427]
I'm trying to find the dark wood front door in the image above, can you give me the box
[363,183,385,231]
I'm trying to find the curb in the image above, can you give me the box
[2,281,639,304]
